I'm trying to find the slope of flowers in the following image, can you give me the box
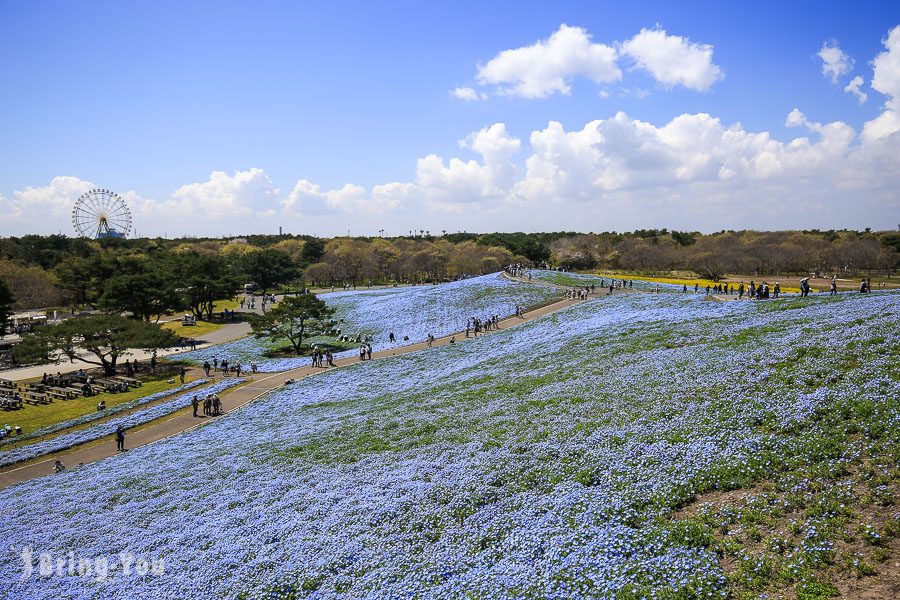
[177,273,560,371]
[0,380,208,450]
[0,379,244,468]
[0,291,897,598]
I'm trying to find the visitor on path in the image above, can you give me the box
[203,395,211,416]
[179,367,186,384]
[96,401,106,412]
[830,276,837,295]
[213,357,219,371]
[192,395,199,417]
[203,361,211,377]
[115,426,126,451]
[359,346,366,361]
[251,362,258,373]
[213,395,221,415]
[427,334,434,348]
[235,363,242,377]
[366,344,372,360]
[389,332,396,343]
[54,460,66,474]
[150,355,157,372]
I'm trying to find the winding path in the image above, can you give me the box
[1,281,607,489]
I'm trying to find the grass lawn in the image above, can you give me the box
[161,319,223,338]
[4,374,201,436]
[213,298,241,311]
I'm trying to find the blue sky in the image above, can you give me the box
[1,1,898,237]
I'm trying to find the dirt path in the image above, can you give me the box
[0,291,591,489]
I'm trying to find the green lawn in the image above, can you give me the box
[4,374,200,436]
[213,298,241,311]
[161,319,223,338]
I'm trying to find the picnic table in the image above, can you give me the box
[23,391,48,405]
[114,376,141,387]
[0,392,23,410]
[48,386,78,400]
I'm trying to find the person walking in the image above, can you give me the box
[203,361,211,377]
[179,366,186,384]
[192,395,199,417]
[830,276,837,295]
[115,426,125,451]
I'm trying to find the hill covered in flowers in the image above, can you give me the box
[1,290,897,598]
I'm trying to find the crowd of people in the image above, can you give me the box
[465,315,500,337]
[201,358,244,378]
[239,293,278,311]
[191,392,223,417]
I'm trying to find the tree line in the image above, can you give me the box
[0,229,897,315]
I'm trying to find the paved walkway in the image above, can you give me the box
[0,320,251,382]
[0,291,594,489]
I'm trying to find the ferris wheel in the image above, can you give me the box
[72,188,133,239]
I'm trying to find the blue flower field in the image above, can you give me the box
[0,290,897,598]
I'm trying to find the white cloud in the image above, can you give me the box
[451,86,483,101]
[620,27,723,91]
[415,123,521,210]
[863,25,900,142]
[475,25,620,98]
[515,110,860,204]
[11,176,96,219]
[282,180,405,215]
[159,168,278,218]
[818,40,853,83]
[843,75,868,104]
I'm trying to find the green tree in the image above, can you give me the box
[100,271,180,321]
[97,254,182,321]
[0,277,14,338]
[249,294,335,355]
[17,314,179,375]
[55,256,101,312]
[299,237,326,266]
[173,252,241,319]
[241,249,297,294]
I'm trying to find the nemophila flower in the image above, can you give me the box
[178,273,560,371]
[0,290,896,598]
